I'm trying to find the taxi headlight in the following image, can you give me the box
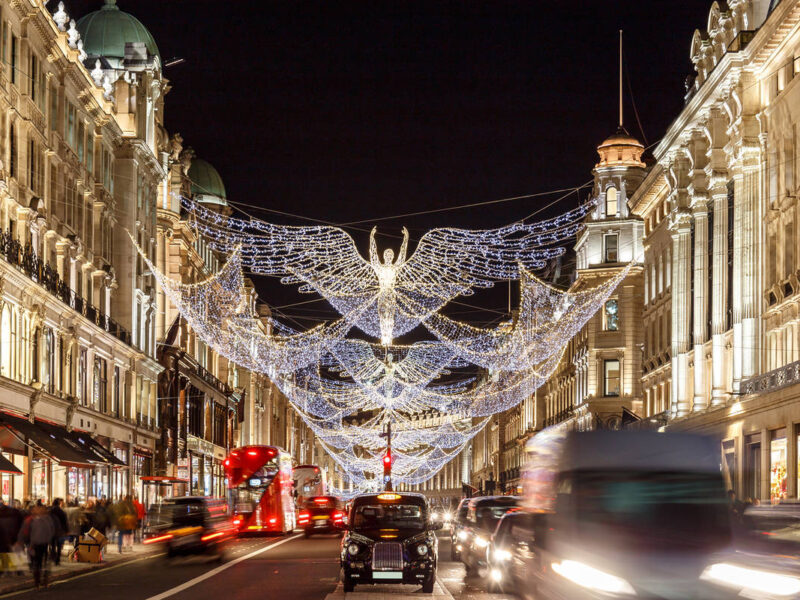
[551,560,636,595]
[474,536,489,548]
[347,543,360,556]
[416,543,428,556]
[700,562,800,597]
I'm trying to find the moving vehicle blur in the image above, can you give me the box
[143,497,234,561]
[225,445,296,534]
[485,509,531,593]
[339,492,442,593]
[517,428,800,600]
[430,505,451,526]
[449,497,470,561]
[297,495,344,537]
[459,496,519,575]
[293,464,327,507]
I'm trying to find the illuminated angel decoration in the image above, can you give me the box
[185,197,594,344]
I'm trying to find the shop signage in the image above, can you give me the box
[187,435,214,456]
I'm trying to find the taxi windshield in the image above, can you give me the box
[352,503,425,531]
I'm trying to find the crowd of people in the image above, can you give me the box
[0,495,146,589]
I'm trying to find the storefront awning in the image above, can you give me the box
[0,454,21,475]
[0,413,95,468]
[59,429,127,467]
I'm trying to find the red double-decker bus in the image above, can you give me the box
[225,445,296,534]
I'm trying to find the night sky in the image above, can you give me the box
[73,0,711,325]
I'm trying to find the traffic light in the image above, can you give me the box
[382,451,392,487]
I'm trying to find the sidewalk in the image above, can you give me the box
[0,542,158,595]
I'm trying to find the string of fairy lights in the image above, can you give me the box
[140,196,628,489]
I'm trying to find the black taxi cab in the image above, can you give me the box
[339,492,442,593]
[144,497,235,561]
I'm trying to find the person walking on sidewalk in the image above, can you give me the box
[19,505,55,589]
[65,500,84,551]
[0,500,22,575]
[49,499,68,566]
[113,496,136,553]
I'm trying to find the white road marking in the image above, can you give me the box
[144,534,302,600]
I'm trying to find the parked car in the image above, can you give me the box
[143,497,235,561]
[450,497,471,561]
[515,428,793,600]
[339,492,442,593]
[297,496,344,537]
[459,496,519,574]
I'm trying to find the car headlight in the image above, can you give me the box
[551,560,636,596]
[474,536,489,548]
[416,544,428,556]
[490,568,503,583]
[347,543,360,556]
[701,563,800,598]
[457,530,469,541]
[494,548,511,562]
[444,512,452,521]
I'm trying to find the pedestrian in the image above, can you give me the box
[65,500,84,550]
[94,498,110,537]
[19,505,55,589]
[49,499,68,566]
[0,500,22,575]
[113,496,136,553]
[133,496,145,543]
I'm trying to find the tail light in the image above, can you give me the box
[333,511,343,523]
[144,533,174,544]
[201,532,224,542]
[298,511,310,524]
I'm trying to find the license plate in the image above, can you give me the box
[373,572,403,580]
[173,534,199,547]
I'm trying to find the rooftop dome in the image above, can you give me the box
[76,0,160,63]
[189,158,227,206]
[596,126,646,168]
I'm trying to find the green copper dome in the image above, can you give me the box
[76,0,160,62]
[189,159,227,205]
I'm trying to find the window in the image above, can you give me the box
[78,347,87,405]
[43,329,54,394]
[67,104,76,149]
[87,133,94,174]
[604,234,618,263]
[9,124,16,179]
[77,121,85,164]
[30,54,38,102]
[606,187,618,217]
[49,84,58,131]
[113,366,120,417]
[10,34,16,85]
[604,299,619,331]
[93,357,107,412]
[604,359,620,397]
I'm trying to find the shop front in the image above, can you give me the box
[187,435,225,498]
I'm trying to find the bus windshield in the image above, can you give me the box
[229,460,280,514]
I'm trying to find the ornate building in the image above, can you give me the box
[0,0,165,505]
[630,0,800,503]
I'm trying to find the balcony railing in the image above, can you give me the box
[741,360,800,396]
[544,406,574,427]
[0,230,132,346]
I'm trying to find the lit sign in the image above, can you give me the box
[377,493,401,501]
[249,478,261,487]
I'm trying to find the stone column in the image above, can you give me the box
[710,178,729,406]
[739,143,762,384]
[670,210,693,418]
[692,198,709,411]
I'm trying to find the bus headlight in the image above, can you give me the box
[701,563,800,597]
[416,544,428,556]
[347,543,360,556]
[551,560,636,596]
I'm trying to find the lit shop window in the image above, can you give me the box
[770,429,787,503]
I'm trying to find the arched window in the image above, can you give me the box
[606,187,618,217]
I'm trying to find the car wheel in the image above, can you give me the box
[422,574,435,594]
[304,529,312,539]
[343,575,355,593]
